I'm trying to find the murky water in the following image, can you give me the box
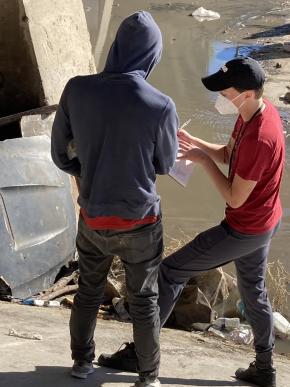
[84,0,290,351]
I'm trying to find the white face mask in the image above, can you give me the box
[215,93,244,115]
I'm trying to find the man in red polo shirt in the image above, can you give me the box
[99,57,285,387]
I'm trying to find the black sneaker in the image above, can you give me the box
[71,360,94,379]
[235,361,276,387]
[98,342,138,372]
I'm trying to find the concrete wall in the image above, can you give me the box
[0,0,96,118]
[22,0,96,105]
[0,0,41,116]
[83,0,114,69]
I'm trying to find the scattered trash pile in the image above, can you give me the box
[205,317,253,345]
[6,255,289,346]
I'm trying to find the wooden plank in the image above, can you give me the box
[0,105,58,127]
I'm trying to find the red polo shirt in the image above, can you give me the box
[225,99,285,234]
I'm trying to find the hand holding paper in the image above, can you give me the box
[178,140,207,164]
[169,153,194,187]
[169,118,196,187]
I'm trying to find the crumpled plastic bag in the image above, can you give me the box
[191,7,220,22]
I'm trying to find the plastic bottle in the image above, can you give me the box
[273,312,290,340]
[236,299,246,318]
[45,300,60,307]
[21,298,35,306]
[33,299,45,306]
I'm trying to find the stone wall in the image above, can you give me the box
[0,0,96,117]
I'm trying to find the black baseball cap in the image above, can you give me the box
[201,57,265,92]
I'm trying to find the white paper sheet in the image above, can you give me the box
[169,155,194,187]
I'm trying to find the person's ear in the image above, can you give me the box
[244,90,255,99]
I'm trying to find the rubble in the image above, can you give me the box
[212,317,240,330]
[202,317,254,346]
[283,42,290,53]
[280,91,290,104]
[8,328,42,341]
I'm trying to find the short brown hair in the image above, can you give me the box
[235,87,264,99]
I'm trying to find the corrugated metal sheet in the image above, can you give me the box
[0,135,76,298]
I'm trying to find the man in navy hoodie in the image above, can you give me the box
[51,11,179,387]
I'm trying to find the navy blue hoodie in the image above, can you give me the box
[51,11,179,219]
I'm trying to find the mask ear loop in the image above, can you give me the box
[230,91,244,103]
[230,92,246,111]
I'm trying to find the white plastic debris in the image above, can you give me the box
[8,328,43,341]
[273,312,290,340]
[229,325,253,345]
[46,300,61,307]
[33,299,45,306]
[190,7,220,22]
[22,298,60,307]
[20,113,55,138]
[208,327,226,339]
[208,318,253,345]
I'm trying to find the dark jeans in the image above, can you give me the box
[158,220,280,369]
[70,216,163,378]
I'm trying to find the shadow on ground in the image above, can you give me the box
[245,23,290,39]
[249,43,290,61]
[0,365,249,387]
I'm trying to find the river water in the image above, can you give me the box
[83,0,290,350]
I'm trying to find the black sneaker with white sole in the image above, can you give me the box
[235,361,276,387]
[98,342,138,373]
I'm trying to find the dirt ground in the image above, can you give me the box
[252,38,290,109]
[244,20,290,130]
[0,301,289,387]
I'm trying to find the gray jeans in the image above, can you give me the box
[70,216,163,378]
[158,220,280,368]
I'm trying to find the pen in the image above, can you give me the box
[179,118,192,130]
